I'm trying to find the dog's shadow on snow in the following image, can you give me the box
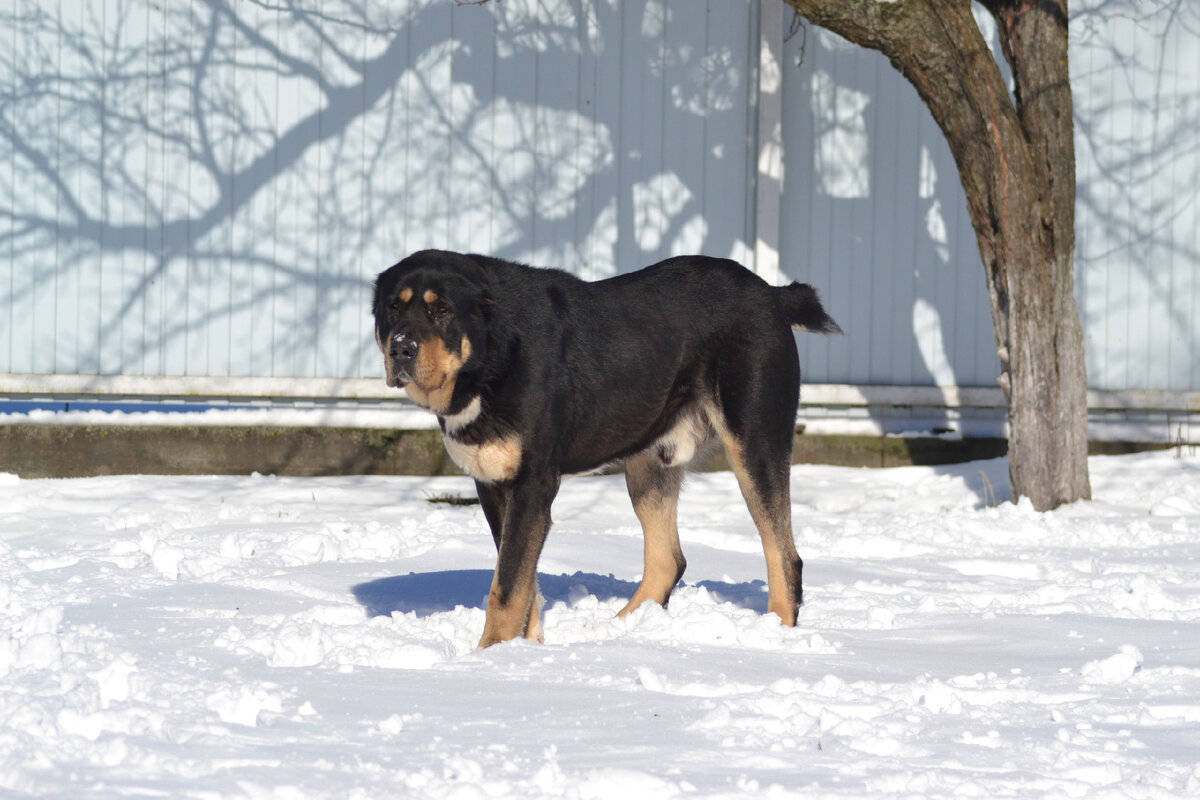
[352,570,768,618]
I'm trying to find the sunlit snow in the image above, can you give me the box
[2,451,1199,797]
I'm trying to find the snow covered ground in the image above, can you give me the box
[2,450,1199,798]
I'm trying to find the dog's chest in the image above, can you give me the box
[443,433,522,482]
[440,396,522,483]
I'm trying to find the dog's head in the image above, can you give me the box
[372,250,490,415]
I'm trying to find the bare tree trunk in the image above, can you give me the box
[783,0,1090,509]
[986,0,1091,507]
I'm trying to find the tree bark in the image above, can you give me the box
[783,0,1090,509]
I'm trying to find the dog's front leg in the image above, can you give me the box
[476,479,544,644]
[477,473,559,648]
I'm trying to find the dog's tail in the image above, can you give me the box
[776,282,843,335]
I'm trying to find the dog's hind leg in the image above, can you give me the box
[720,432,802,625]
[710,323,803,625]
[618,451,688,618]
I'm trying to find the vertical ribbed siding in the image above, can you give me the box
[778,26,999,389]
[0,0,1196,393]
[2,0,13,373]
[1071,0,1200,392]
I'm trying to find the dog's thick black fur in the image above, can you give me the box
[373,250,840,647]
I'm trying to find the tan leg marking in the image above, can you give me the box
[526,588,545,643]
[720,434,800,626]
[618,451,687,618]
[478,560,541,648]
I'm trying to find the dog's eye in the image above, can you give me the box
[429,300,452,322]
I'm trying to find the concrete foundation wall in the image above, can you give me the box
[5,424,1148,480]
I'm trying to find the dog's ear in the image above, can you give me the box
[370,275,393,318]
[462,254,499,317]
[463,253,497,282]
[371,271,394,317]
[371,271,395,313]
[477,292,497,324]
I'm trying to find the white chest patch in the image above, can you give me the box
[442,395,482,433]
[443,433,523,483]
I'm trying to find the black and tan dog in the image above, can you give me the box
[373,250,840,648]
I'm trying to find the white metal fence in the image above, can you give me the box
[1,0,1197,408]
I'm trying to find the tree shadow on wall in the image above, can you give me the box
[2,0,1193,403]
[778,11,1005,433]
[1069,0,1200,389]
[777,1,1199,440]
[0,0,758,380]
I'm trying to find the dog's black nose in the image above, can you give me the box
[390,333,419,362]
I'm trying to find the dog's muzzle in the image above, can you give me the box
[387,332,420,386]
